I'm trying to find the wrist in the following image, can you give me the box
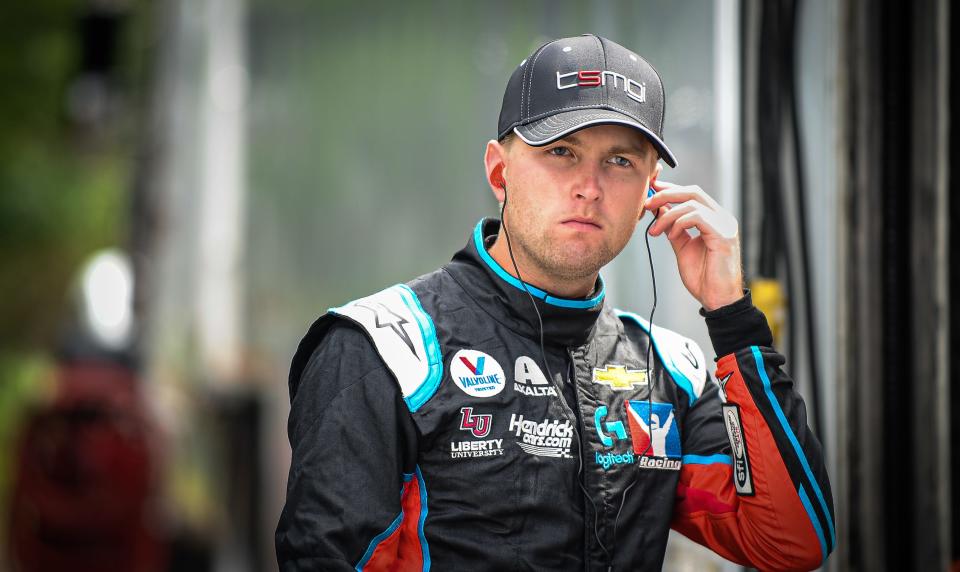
[700,290,774,357]
[700,287,745,312]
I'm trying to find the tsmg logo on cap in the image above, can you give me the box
[556,70,646,103]
[496,34,678,168]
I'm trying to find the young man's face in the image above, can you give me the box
[498,124,660,284]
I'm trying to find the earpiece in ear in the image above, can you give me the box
[491,163,507,193]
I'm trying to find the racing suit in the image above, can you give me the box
[276,218,835,571]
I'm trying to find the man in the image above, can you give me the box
[276,34,834,571]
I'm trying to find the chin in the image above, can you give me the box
[550,251,610,279]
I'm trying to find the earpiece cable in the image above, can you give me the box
[609,209,659,570]
[499,186,613,564]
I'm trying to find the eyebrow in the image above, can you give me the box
[560,134,650,157]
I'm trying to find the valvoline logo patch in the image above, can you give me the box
[450,349,506,398]
[626,401,680,459]
[460,355,486,375]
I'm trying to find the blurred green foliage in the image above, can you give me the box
[0,1,142,552]
[0,2,130,350]
[0,352,53,551]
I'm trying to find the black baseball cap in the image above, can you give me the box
[497,34,677,168]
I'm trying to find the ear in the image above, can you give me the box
[639,162,664,220]
[650,161,663,187]
[484,139,509,203]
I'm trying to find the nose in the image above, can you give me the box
[572,164,603,202]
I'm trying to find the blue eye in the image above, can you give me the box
[609,156,632,167]
[548,146,571,157]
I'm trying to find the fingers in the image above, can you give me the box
[667,211,707,241]
[646,182,738,244]
[648,200,698,236]
[646,181,721,213]
[664,223,692,254]
[649,200,738,244]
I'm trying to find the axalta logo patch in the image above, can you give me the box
[450,407,503,459]
[451,349,505,398]
[509,414,573,459]
[514,356,556,397]
[592,365,648,391]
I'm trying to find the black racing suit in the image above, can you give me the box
[276,219,835,571]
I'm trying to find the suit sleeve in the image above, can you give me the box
[671,292,836,571]
[275,319,421,571]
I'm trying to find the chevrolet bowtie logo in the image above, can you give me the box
[592,365,648,390]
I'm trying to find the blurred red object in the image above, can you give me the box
[8,359,164,572]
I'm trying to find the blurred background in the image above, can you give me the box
[0,0,955,570]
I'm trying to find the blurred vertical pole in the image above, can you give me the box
[844,0,951,569]
[909,0,950,567]
[713,12,743,568]
[197,0,248,385]
[714,0,740,226]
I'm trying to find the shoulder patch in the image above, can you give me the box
[614,310,708,405]
[331,284,443,412]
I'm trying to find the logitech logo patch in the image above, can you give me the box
[596,451,635,470]
[594,405,627,447]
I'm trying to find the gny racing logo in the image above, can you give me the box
[626,401,681,470]
[451,407,503,459]
[514,356,556,397]
[509,414,573,458]
[594,401,681,471]
[450,349,506,398]
[556,70,646,103]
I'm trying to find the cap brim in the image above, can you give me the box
[513,109,678,168]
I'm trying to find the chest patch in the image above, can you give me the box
[514,356,557,397]
[592,364,648,390]
[450,349,506,398]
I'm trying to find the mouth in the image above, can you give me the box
[561,217,602,231]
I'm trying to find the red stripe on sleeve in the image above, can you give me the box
[671,354,821,571]
[362,475,424,572]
